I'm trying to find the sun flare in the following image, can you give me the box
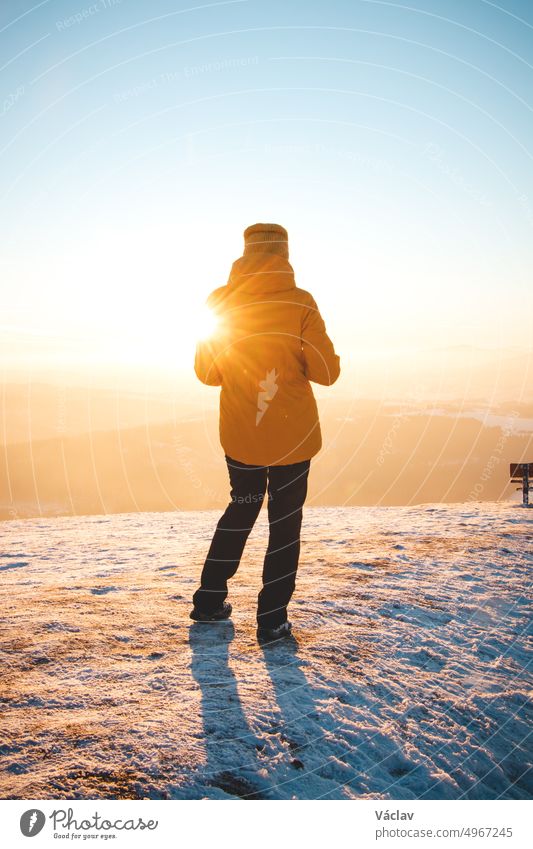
[194,303,220,342]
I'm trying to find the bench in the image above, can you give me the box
[510,462,533,507]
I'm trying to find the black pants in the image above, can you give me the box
[193,455,311,628]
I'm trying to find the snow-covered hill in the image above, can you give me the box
[0,503,531,800]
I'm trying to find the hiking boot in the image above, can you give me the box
[256,620,292,642]
[189,601,232,622]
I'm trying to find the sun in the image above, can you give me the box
[194,303,220,341]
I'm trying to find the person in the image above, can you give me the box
[190,223,340,640]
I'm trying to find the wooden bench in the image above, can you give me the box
[510,462,533,507]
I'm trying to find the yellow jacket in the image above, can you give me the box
[195,252,340,466]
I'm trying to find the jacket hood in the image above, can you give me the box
[227,252,296,295]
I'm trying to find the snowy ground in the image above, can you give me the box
[0,503,531,800]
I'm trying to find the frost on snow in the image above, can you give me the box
[0,503,531,800]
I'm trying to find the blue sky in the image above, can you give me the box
[1,0,532,372]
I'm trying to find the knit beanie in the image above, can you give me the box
[243,223,289,259]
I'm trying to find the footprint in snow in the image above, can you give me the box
[90,586,118,595]
[31,655,51,666]
[208,771,263,799]
[402,648,447,672]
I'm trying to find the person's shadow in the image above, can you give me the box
[259,635,324,792]
[188,622,264,799]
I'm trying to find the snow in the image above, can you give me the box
[0,503,531,800]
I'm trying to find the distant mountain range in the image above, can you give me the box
[1,383,531,519]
